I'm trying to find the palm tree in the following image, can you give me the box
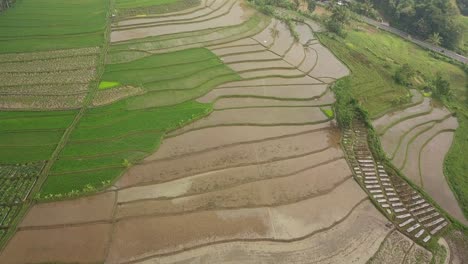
[427,32,442,46]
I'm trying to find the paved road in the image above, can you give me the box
[359,16,468,64]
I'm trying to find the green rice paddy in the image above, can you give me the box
[0,0,109,53]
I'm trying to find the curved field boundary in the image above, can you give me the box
[125,143,332,189]
[388,113,452,160]
[110,0,249,42]
[371,90,425,121]
[113,0,231,30]
[417,129,457,187]
[115,0,203,21]
[114,0,207,22]
[150,126,331,162]
[114,174,356,220]
[110,14,270,52]
[117,156,346,204]
[378,107,434,137]
[399,115,454,171]
[116,198,371,263]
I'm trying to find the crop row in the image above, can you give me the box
[0,206,20,228]
[0,84,89,96]
[0,47,100,64]
[0,162,44,179]
[0,68,96,87]
[0,177,36,205]
[0,0,108,53]
[0,55,97,74]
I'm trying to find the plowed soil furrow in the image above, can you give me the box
[212,90,335,109]
[167,107,328,134]
[116,159,352,218]
[401,116,458,185]
[117,148,343,203]
[107,200,388,264]
[381,107,450,157]
[117,129,336,187]
[197,84,328,102]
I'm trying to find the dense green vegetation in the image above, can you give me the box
[0,111,77,163]
[0,0,109,53]
[318,23,465,116]
[39,48,240,198]
[372,0,463,51]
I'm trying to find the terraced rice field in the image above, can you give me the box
[372,91,468,225]
[0,0,461,263]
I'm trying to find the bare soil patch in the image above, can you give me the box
[0,223,111,264]
[227,60,292,71]
[117,129,335,187]
[218,76,321,87]
[198,84,328,102]
[220,50,279,63]
[20,192,116,227]
[213,91,334,109]
[211,44,266,56]
[162,123,331,158]
[402,116,458,185]
[117,147,343,203]
[109,200,389,264]
[171,107,329,133]
[380,107,449,157]
[116,159,351,218]
[240,68,304,78]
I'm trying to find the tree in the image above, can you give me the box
[307,0,316,12]
[427,32,442,46]
[393,64,415,86]
[326,2,351,36]
[432,73,451,99]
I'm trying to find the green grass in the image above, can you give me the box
[0,111,77,164]
[320,107,334,118]
[98,81,120,90]
[318,23,466,117]
[445,115,468,219]
[0,0,109,53]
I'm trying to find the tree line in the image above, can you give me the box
[371,0,463,50]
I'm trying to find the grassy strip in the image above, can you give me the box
[444,115,468,219]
